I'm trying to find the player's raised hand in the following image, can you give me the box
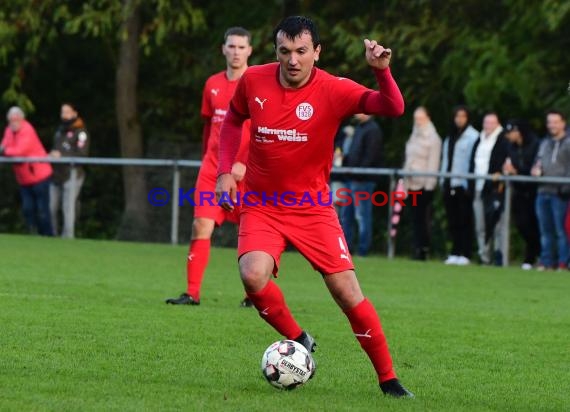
[216,173,238,211]
[364,39,392,70]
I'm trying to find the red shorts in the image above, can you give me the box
[237,205,354,275]
[194,164,241,225]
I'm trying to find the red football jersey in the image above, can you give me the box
[201,71,249,171]
[230,63,378,206]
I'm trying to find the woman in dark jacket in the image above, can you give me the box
[502,119,541,269]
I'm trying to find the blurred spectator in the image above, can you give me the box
[502,119,541,270]
[331,124,354,215]
[531,110,570,271]
[469,113,508,266]
[0,106,53,236]
[340,114,383,256]
[566,204,570,245]
[49,103,89,238]
[403,107,441,260]
[440,106,479,265]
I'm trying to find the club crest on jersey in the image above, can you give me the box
[296,102,313,121]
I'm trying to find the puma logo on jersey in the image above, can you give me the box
[354,329,372,339]
[211,88,220,96]
[255,97,267,109]
[188,253,195,261]
[260,307,269,316]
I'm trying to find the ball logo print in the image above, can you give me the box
[296,103,313,120]
[261,340,315,390]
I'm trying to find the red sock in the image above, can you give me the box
[186,239,211,300]
[247,281,303,340]
[345,298,397,383]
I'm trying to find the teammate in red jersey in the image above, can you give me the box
[216,16,413,397]
[166,27,252,306]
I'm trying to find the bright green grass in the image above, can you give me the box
[0,234,568,411]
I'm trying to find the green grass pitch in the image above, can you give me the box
[0,234,568,411]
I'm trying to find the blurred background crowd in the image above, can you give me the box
[0,0,568,265]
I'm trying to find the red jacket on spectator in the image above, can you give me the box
[1,120,52,186]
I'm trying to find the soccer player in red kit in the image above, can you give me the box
[216,16,413,397]
[166,27,252,306]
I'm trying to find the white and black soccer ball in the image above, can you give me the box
[261,340,315,390]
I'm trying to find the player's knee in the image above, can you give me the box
[192,218,214,239]
[239,263,270,292]
[239,266,264,288]
[334,289,364,311]
[325,271,364,310]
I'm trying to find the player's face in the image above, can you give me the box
[222,35,252,70]
[61,104,77,122]
[275,30,321,88]
[546,114,566,137]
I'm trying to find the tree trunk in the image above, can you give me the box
[115,0,149,240]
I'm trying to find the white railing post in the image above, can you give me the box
[387,171,396,259]
[502,179,512,267]
[68,164,77,239]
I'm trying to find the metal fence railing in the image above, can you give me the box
[1,156,569,267]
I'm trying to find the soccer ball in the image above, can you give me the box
[260,340,315,390]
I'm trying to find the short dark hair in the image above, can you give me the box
[483,111,500,122]
[224,27,251,44]
[453,105,470,119]
[546,109,566,121]
[273,16,320,49]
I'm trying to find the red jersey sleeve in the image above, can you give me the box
[329,67,404,119]
[201,78,214,118]
[217,107,247,175]
[361,68,405,117]
[229,72,250,117]
[234,119,251,164]
[328,76,371,119]
[201,78,213,156]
